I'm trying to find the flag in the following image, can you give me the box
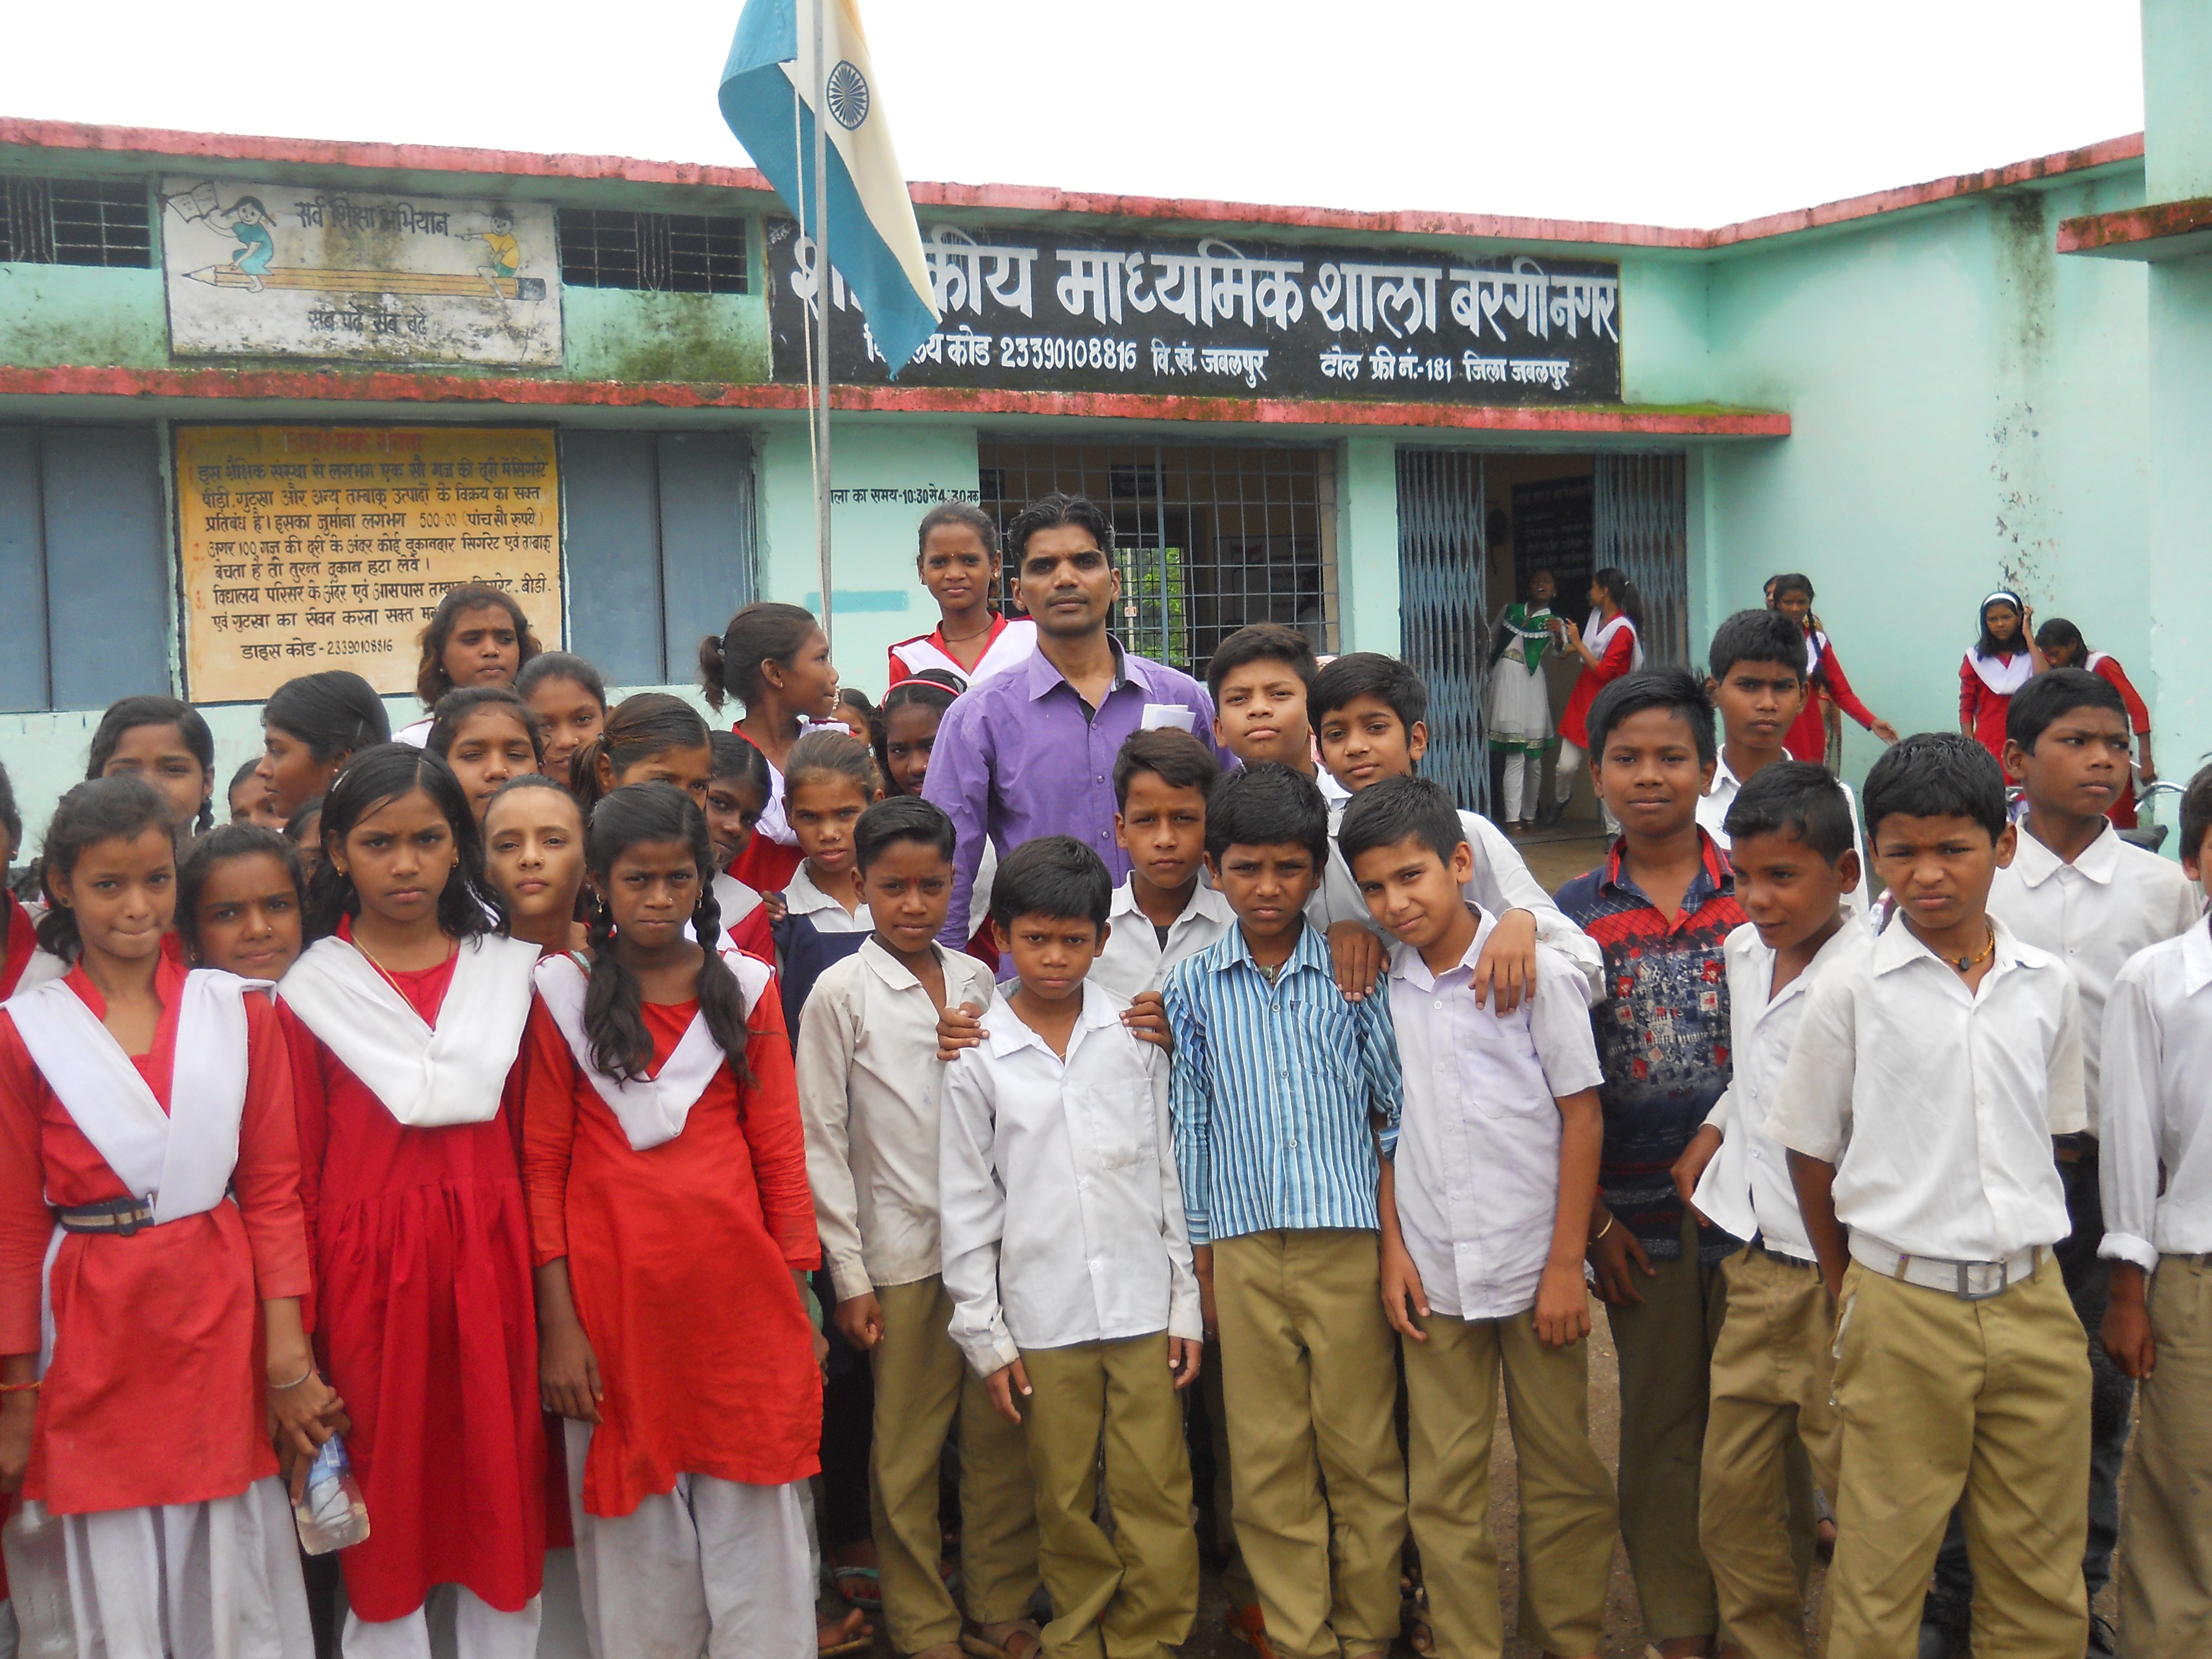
[719,0,940,374]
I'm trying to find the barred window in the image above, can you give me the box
[557,208,748,295]
[0,176,153,268]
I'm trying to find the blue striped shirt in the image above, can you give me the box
[1164,921,1404,1246]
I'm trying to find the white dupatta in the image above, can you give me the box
[7,969,258,1224]
[1585,608,1645,672]
[1966,648,2034,698]
[278,933,540,1127]
[532,948,773,1152]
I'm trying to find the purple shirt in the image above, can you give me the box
[922,639,1227,947]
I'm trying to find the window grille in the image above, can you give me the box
[556,208,749,295]
[0,176,152,268]
[977,440,1339,681]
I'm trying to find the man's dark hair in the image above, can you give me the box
[1338,775,1465,870]
[1206,623,1319,700]
[855,795,956,873]
[2005,666,2128,752]
[1308,653,1428,732]
[1204,763,1329,867]
[1112,728,1220,810]
[1004,492,1114,562]
[2181,761,2212,870]
[989,834,1112,929]
[1707,608,1808,686]
[1861,732,2008,843]
[1587,668,1718,768]
[1723,759,1855,864]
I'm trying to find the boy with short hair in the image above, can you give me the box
[1550,667,1738,1659]
[1094,728,1233,1002]
[1163,763,1407,1659]
[1207,621,1344,799]
[1674,761,1861,1659]
[1342,775,1616,1659]
[795,797,1042,1659]
[1699,608,1873,912]
[1773,733,2090,1659]
[1308,651,1600,1003]
[1951,666,2204,1657]
[2100,763,2212,1658]
[940,835,1203,1659]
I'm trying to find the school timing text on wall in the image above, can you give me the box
[160,179,562,367]
[176,427,561,703]
[768,219,1622,404]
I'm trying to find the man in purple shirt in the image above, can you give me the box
[924,492,1229,948]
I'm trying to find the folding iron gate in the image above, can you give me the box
[1396,449,1490,813]
[1595,453,1689,667]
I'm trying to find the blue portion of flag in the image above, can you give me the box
[719,0,938,375]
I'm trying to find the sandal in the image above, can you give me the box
[961,1619,1044,1659]
[832,1563,881,1611]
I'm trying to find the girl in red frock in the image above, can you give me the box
[1958,589,2047,763]
[1541,566,1644,829]
[276,745,548,1659]
[523,781,821,1658]
[2035,617,2159,827]
[0,777,336,1657]
[699,603,844,894]
[1766,573,1901,765]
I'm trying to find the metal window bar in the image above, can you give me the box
[1594,453,1689,667]
[975,439,1339,680]
[556,209,749,295]
[0,175,152,267]
[1395,448,1489,813]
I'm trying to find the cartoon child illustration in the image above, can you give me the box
[470,208,521,298]
[213,196,276,291]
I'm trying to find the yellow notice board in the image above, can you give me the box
[176,425,560,702]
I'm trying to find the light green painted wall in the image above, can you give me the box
[2145,0,2212,201]
[1337,435,1401,656]
[1620,257,1711,407]
[0,263,169,368]
[1691,172,2151,784]
[756,419,981,696]
[556,288,769,384]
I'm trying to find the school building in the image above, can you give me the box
[2,5,2206,837]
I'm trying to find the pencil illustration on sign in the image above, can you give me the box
[161,179,561,366]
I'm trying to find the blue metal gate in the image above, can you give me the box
[1395,448,1489,813]
[1595,453,1689,667]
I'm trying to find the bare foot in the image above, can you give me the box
[817,1605,871,1653]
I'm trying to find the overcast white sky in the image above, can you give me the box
[3,1,2145,227]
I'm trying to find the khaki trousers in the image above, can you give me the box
[1827,1253,2090,1659]
[868,1276,1039,1653]
[1699,1249,1839,1659]
[1020,1334,1198,1659]
[1213,1229,1407,1659]
[1403,1308,1616,1659]
[1601,1212,1726,1642]
[2117,1254,2212,1659]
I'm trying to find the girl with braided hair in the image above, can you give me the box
[521,781,819,1658]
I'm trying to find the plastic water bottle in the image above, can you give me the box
[293,1436,371,1555]
[2,1499,77,1658]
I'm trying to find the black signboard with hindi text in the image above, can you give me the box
[766,219,1622,406]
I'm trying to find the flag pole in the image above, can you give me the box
[811,0,834,650]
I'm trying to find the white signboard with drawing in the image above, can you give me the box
[160,178,562,367]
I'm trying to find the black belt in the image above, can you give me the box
[1752,1242,1819,1270]
[55,1197,155,1237]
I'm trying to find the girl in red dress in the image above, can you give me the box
[2034,617,2159,827]
[277,745,547,1659]
[524,781,821,1658]
[698,604,843,894]
[886,502,1037,688]
[1540,567,1643,829]
[0,778,335,1657]
[1958,589,2046,762]
[1766,573,1900,765]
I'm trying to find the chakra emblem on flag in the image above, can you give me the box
[826,61,870,129]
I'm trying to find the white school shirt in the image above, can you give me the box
[782,861,872,933]
[1768,915,2085,1264]
[795,936,996,1302]
[1987,818,2202,1134]
[1089,875,1237,1002]
[1316,806,1603,995]
[2098,920,2212,1272]
[1697,756,1875,918]
[1386,912,1603,1321]
[1692,920,1861,1261]
[938,980,1201,1376]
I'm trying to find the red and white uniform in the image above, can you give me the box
[279,926,547,1657]
[1783,629,1884,764]
[885,615,1037,690]
[714,871,775,962]
[1558,611,1642,751]
[1960,647,2035,762]
[522,949,820,1657]
[0,959,313,1657]
[2085,651,2155,829]
[0,893,64,999]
